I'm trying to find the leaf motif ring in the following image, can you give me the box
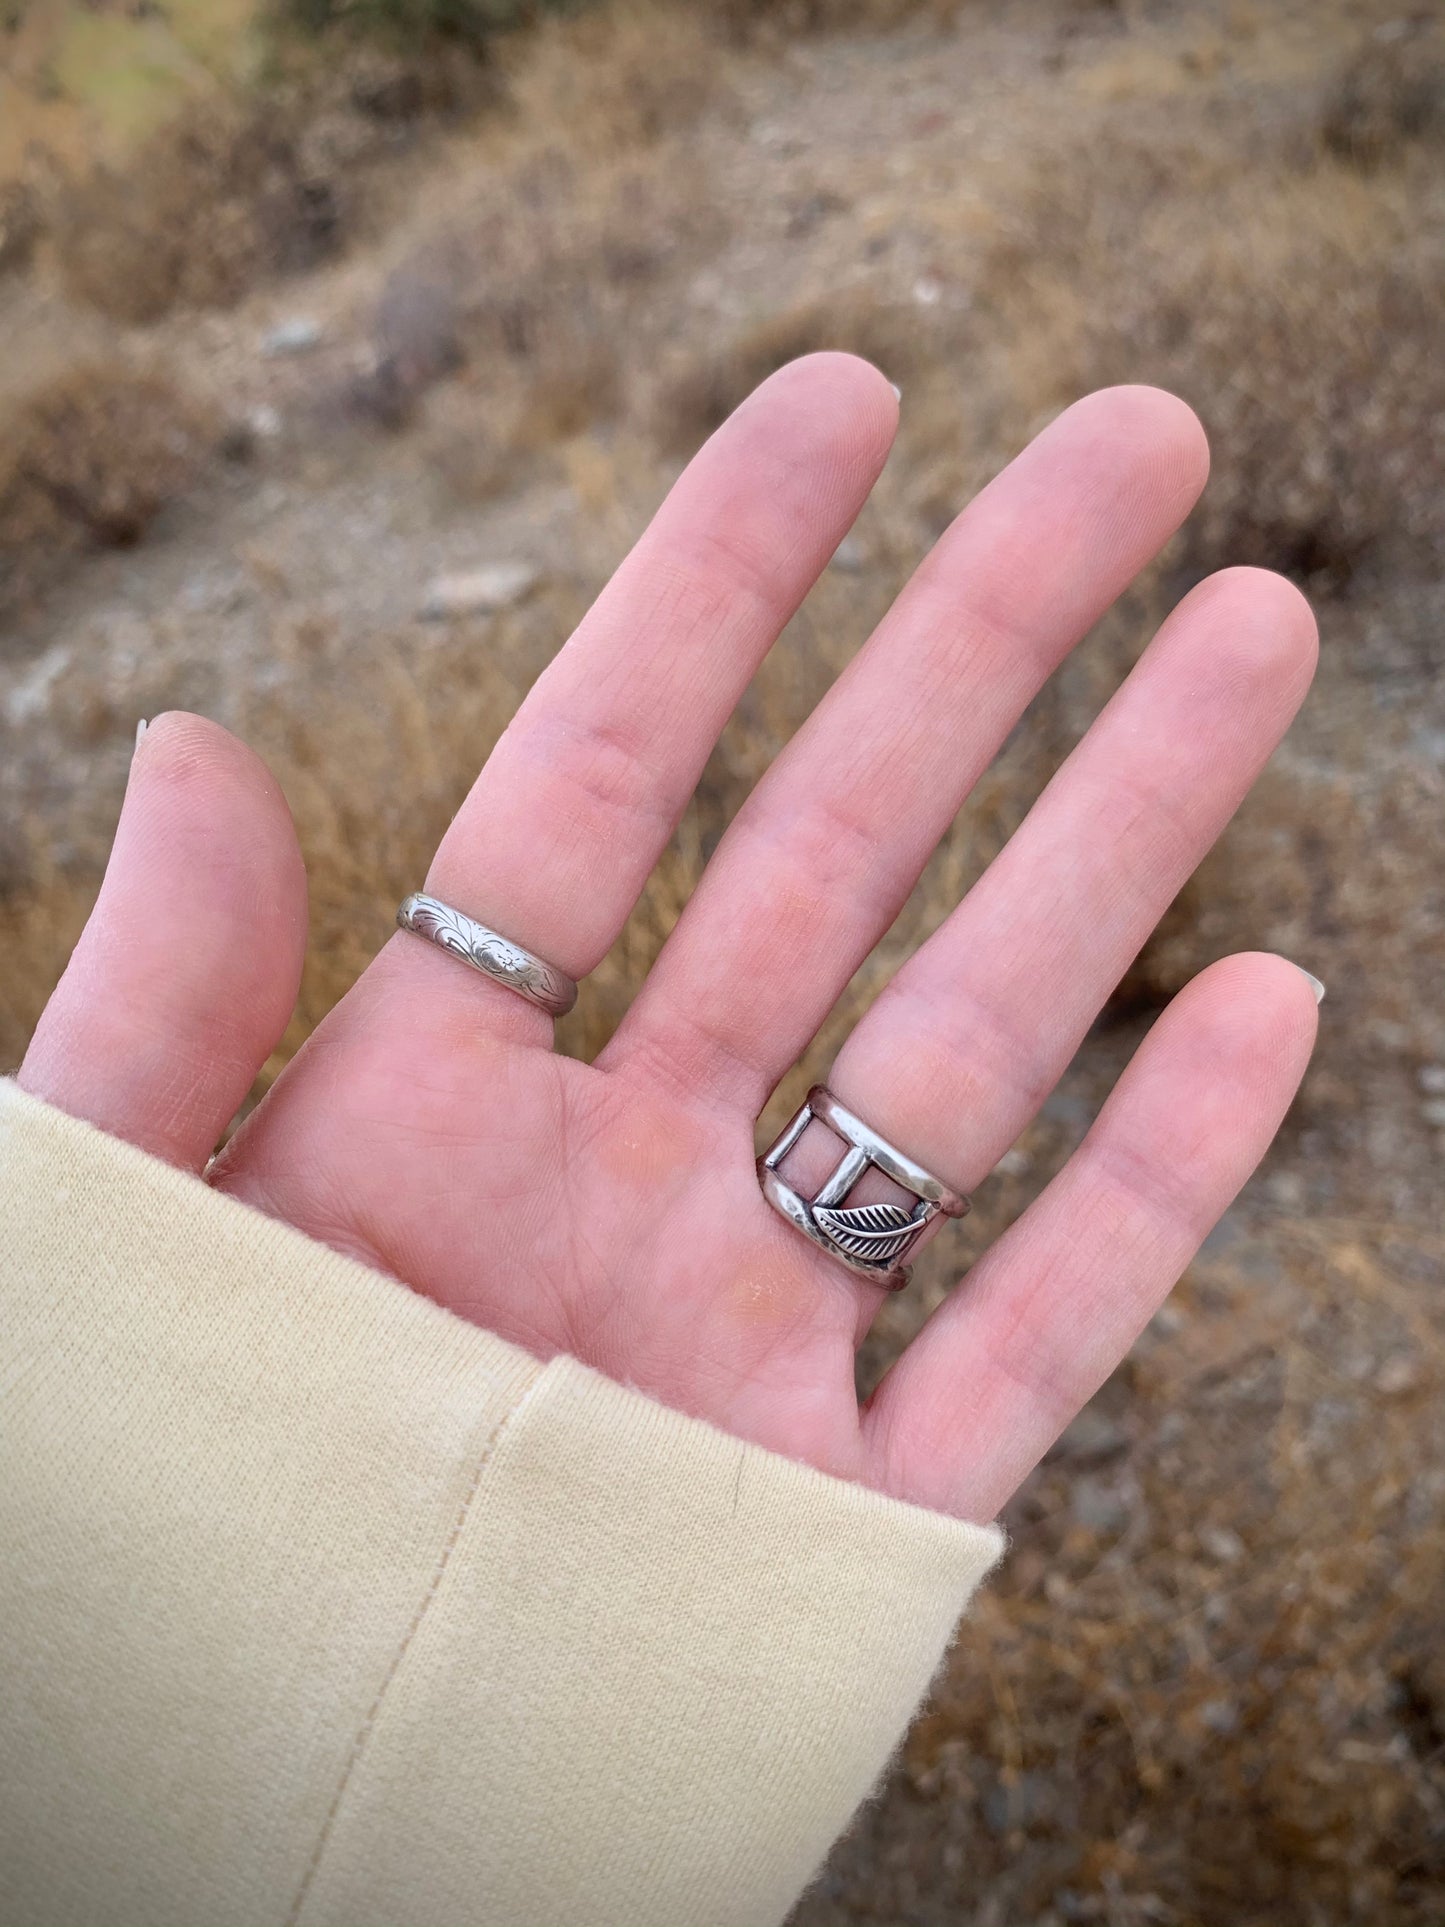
[758,1086,969,1291]
[396,893,578,1016]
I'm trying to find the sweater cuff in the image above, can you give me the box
[0,1079,1002,1927]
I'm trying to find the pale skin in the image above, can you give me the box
[20,357,1321,1522]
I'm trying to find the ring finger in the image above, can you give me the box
[822,563,1317,1214]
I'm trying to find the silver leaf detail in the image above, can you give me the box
[412,900,476,960]
[812,1201,922,1266]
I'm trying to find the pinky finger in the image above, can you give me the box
[864,952,1321,1521]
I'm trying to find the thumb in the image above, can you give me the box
[19,713,307,1170]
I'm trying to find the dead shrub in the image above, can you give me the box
[279,0,544,45]
[0,365,211,610]
[416,394,519,502]
[509,326,624,447]
[0,184,41,279]
[1321,26,1445,171]
[710,0,1120,40]
[710,0,959,37]
[1139,217,1443,591]
[977,144,1445,591]
[341,267,468,429]
[387,117,720,446]
[504,1,727,151]
[53,101,345,325]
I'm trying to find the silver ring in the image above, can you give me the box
[396,893,578,1016]
[758,1085,969,1291]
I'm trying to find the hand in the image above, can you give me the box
[20,357,1319,1520]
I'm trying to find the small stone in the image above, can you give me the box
[1376,1355,1420,1397]
[1418,1064,1445,1094]
[1201,1525,1246,1564]
[993,1147,1032,1178]
[1069,1475,1128,1534]
[981,1772,1050,1837]
[1423,1098,1445,1129]
[262,317,323,357]
[1265,1170,1306,1209]
[420,563,540,620]
[829,534,865,573]
[1049,1404,1127,1467]
[1200,1698,1239,1736]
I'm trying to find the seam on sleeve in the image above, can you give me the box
[284,1357,549,1927]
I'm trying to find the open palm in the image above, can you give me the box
[20,357,1319,1520]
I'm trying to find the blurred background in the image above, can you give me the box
[2,0,1442,1918]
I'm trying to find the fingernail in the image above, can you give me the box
[134,718,148,755]
[1297,967,1325,1005]
[889,382,902,402]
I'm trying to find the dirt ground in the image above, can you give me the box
[2,1,1442,1920]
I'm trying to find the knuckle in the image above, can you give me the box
[520,716,676,842]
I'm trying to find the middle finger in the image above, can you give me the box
[825,563,1318,1197]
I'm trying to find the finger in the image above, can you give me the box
[373,353,898,1033]
[19,713,307,1170]
[605,385,1210,1109]
[820,567,1317,1202]
[862,952,1321,1519]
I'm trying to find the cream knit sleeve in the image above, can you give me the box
[0,1078,1002,1927]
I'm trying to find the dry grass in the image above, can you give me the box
[976,137,1445,595]
[342,4,729,445]
[0,184,41,279]
[1,2,1442,1921]
[43,31,503,328]
[52,100,346,325]
[871,1217,1445,1924]
[0,363,212,614]
[503,0,730,152]
[711,0,963,37]
[1321,20,1445,171]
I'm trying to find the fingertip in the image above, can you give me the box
[749,350,901,459]
[137,708,299,821]
[21,715,308,1168]
[1063,383,1211,511]
[1173,949,1321,1087]
[1197,564,1319,672]
[1155,566,1319,730]
[145,709,307,996]
[764,348,899,405]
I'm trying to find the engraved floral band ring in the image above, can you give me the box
[397,893,578,1017]
[758,1086,969,1291]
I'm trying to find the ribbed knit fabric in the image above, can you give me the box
[0,1079,1002,1927]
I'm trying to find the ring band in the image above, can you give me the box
[396,893,578,1016]
[758,1085,969,1290]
